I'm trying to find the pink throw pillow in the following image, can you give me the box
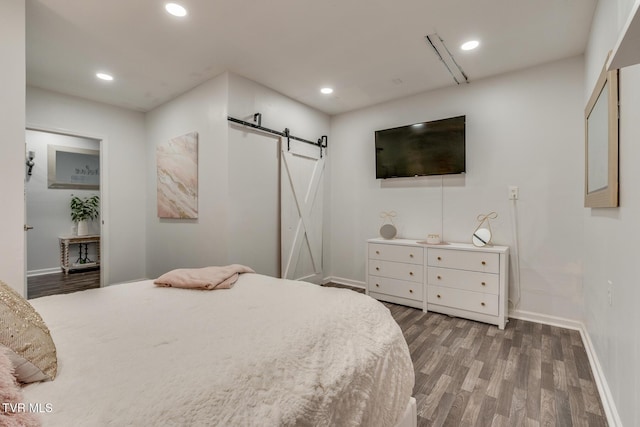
[0,349,40,426]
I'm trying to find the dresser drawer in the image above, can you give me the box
[427,249,499,273]
[368,276,422,302]
[369,260,423,283]
[427,285,499,316]
[369,243,423,265]
[428,267,499,295]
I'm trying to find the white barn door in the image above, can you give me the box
[281,142,324,283]
[228,128,280,277]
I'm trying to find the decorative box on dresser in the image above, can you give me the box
[366,238,509,329]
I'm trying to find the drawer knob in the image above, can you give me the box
[376,267,380,271]
[481,282,486,286]
[409,289,413,293]
[437,275,442,280]
[481,302,486,306]
[437,256,442,261]
[409,271,414,276]
[409,254,414,258]
[376,250,380,255]
[481,261,486,266]
[437,294,441,298]
[375,283,380,288]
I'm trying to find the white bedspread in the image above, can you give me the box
[23,274,414,426]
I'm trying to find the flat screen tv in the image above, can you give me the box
[375,115,465,179]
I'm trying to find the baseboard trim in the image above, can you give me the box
[27,267,60,277]
[510,309,621,427]
[577,323,622,427]
[322,276,366,289]
[508,308,583,331]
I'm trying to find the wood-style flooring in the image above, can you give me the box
[27,269,100,299]
[323,283,608,427]
[24,278,608,425]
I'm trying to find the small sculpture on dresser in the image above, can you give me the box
[379,211,397,239]
[426,234,441,244]
[472,212,497,247]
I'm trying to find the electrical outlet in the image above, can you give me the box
[607,280,613,306]
[508,186,519,200]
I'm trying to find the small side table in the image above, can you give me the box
[59,235,101,274]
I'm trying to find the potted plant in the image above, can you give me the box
[70,195,100,236]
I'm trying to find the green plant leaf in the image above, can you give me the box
[70,195,100,222]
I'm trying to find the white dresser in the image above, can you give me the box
[367,240,425,310]
[366,238,509,329]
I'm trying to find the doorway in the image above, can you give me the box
[25,129,103,299]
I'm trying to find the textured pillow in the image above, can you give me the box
[0,348,40,426]
[154,264,255,290]
[0,281,57,383]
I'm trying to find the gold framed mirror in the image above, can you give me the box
[584,54,619,208]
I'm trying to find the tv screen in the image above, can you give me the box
[375,115,466,179]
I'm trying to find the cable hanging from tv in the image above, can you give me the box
[227,113,328,158]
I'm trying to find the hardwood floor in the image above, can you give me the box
[323,283,608,427]
[27,269,100,299]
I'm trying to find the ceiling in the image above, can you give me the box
[26,0,597,115]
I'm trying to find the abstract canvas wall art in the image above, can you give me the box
[157,132,198,218]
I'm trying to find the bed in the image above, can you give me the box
[18,272,415,426]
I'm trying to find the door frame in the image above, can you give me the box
[25,124,109,288]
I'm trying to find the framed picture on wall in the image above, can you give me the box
[47,145,100,190]
[156,132,199,219]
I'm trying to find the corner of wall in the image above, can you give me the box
[0,1,26,295]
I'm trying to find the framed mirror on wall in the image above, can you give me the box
[584,54,619,208]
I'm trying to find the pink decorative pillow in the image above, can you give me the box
[0,349,40,426]
[154,264,255,290]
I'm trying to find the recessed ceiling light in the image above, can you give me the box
[165,3,187,17]
[96,72,114,81]
[320,87,334,95]
[461,40,480,51]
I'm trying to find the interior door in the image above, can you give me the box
[228,128,280,277]
[280,142,324,282]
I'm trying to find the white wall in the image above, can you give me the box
[145,73,230,278]
[26,87,147,286]
[25,130,100,273]
[584,1,640,425]
[145,72,331,279]
[329,56,586,320]
[0,1,25,295]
